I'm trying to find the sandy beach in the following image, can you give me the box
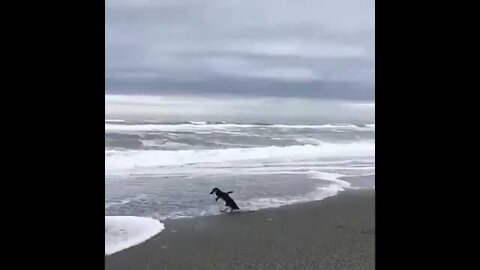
[105,190,375,270]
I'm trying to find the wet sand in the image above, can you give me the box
[105,190,375,270]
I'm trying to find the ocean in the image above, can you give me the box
[105,119,375,220]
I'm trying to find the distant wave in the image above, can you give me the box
[105,122,375,133]
[105,140,374,174]
[105,119,126,123]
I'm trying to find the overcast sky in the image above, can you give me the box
[105,0,375,101]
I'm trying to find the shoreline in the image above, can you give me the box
[106,189,375,269]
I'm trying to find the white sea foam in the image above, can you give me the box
[243,182,346,211]
[309,171,352,189]
[241,170,354,211]
[105,216,164,255]
[105,119,126,123]
[188,121,208,125]
[105,141,374,174]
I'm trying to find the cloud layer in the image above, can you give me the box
[106,0,375,100]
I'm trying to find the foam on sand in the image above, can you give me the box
[105,216,165,255]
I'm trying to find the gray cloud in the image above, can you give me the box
[106,0,375,100]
